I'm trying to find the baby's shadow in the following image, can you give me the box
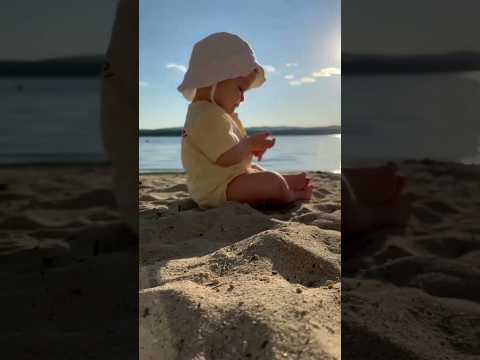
[252,201,303,217]
[167,197,302,217]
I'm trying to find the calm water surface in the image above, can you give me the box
[139,135,341,173]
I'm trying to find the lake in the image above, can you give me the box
[0,77,105,165]
[342,71,480,167]
[2,73,479,169]
[139,135,341,173]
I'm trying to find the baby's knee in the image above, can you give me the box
[264,171,290,198]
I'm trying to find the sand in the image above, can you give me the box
[0,165,138,359]
[343,160,480,359]
[139,171,341,359]
[5,160,474,359]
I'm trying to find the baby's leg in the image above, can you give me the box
[227,171,312,206]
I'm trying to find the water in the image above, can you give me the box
[342,72,480,167]
[3,74,479,169]
[0,77,105,165]
[140,135,341,173]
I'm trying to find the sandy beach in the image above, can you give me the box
[139,171,341,359]
[3,160,476,358]
[343,160,480,359]
[0,165,138,358]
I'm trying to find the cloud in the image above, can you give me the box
[312,72,331,77]
[288,77,316,86]
[166,63,187,73]
[263,65,276,73]
[300,77,316,84]
[139,81,149,87]
[312,67,341,77]
[284,74,295,80]
[286,63,299,67]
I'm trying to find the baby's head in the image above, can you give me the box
[178,32,266,114]
[194,68,259,114]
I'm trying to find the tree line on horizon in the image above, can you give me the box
[1,52,480,76]
[139,125,341,137]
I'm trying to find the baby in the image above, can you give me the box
[179,32,313,209]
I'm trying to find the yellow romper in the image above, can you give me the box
[181,101,251,208]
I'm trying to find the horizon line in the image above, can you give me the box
[3,50,480,62]
[140,125,341,131]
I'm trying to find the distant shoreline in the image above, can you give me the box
[139,126,341,137]
[0,55,104,77]
[139,169,339,175]
[0,160,111,168]
[2,52,480,77]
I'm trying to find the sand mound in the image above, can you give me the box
[140,172,341,359]
[140,202,279,265]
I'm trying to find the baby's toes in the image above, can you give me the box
[304,184,314,200]
[303,177,312,190]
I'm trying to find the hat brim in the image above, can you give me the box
[178,62,266,101]
[249,62,266,90]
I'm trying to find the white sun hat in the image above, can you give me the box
[177,32,266,101]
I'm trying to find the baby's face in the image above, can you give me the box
[215,69,257,114]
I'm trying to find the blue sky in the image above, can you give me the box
[140,0,341,129]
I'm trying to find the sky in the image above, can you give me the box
[1,1,118,60]
[343,0,480,55]
[3,1,478,130]
[139,0,341,129]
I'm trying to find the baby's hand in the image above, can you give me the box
[248,132,275,153]
[252,149,266,161]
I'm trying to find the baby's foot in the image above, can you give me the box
[285,172,311,190]
[343,164,400,205]
[384,175,407,205]
[362,192,414,235]
[293,184,313,202]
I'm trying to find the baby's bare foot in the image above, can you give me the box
[343,164,400,205]
[285,173,311,190]
[364,192,414,233]
[293,184,313,201]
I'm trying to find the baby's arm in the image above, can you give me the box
[216,132,275,167]
[251,163,267,171]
